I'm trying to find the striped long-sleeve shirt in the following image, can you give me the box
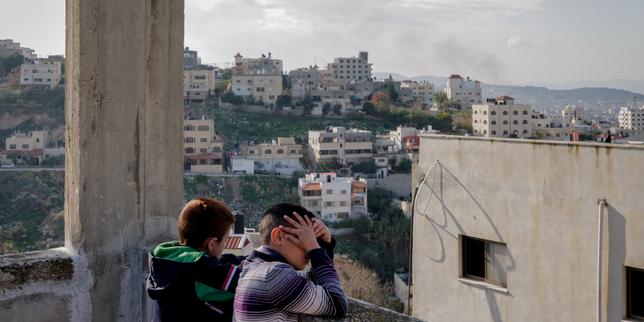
[233,242,348,322]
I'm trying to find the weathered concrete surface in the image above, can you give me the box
[0,293,71,322]
[0,248,73,290]
[411,135,644,322]
[304,298,423,322]
[368,174,412,198]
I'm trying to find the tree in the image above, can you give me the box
[371,91,390,107]
[322,102,332,115]
[387,82,400,103]
[396,159,412,173]
[362,101,376,115]
[0,53,24,75]
[276,94,292,108]
[222,91,244,105]
[433,92,448,107]
[351,160,377,174]
[332,103,342,115]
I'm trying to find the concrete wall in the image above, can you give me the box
[368,174,412,198]
[411,135,644,322]
[0,1,184,321]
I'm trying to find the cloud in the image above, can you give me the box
[506,36,548,48]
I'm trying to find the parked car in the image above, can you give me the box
[1,162,16,169]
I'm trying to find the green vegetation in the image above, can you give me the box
[351,160,377,174]
[184,174,298,228]
[0,87,65,143]
[0,171,64,254]
[333,188,410,281]
[0,53,24,75]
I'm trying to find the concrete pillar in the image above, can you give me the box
[64,0,184,321]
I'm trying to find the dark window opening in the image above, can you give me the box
[463,236,485,279]
[628,266,644,319]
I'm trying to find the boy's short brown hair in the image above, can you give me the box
[178,197,235,250]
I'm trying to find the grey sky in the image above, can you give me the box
[2,0,643,85]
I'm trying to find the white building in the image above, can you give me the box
[231,52,283,106]
[183,117,224,174]
[326,51,372,84]
[20,62,62,89]
[240,137,303,176]
[231,156,255,175]
[446,74,482,108]
[618,106,644,130]
[298,172,368,222]
[472,96,533,138]
[308,126,373,165]
[400,80,434,106]
[183,69,216,104]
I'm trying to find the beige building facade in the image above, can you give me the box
[618,106,644,130]
[183,68,216,104]
[446,74,482,108]
[183,117,223,173]
[240,137,303,175]
[326,51,372,84]
[231,52,283,106]
[472,96,533,138]
[298,172,368,222]
[308,126,373,165]
[411,135,644,322]
[20,62,62,89]
[401,80,434,105]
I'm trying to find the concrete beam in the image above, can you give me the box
[64,0,184,321]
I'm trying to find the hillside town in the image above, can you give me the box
[1,10,643,320]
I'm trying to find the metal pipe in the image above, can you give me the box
[596,199,607,322]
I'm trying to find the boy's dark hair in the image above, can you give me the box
[178,197,235,250]
[259,203,315,245]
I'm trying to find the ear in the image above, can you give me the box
[207,237,219,251]
[270,227,283,246]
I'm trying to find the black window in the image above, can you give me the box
[463,236,485,279]
[628,266,644,319]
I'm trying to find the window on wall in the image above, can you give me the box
[628,266,644,320]
[461,235,508,287]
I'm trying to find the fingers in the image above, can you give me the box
[279,225,298,235]
[283,215,302,228]
[292,212,308,226]
[303,215,313,227]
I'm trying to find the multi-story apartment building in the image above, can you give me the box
[562,105,589,125]
[298,172,368,222]
[446,74,482,108]
[183,68,216,104]
[326,51,372,84]
[288,66,322,99]
[1,130,65,164]
[472,96,533,138]
[0,39,37,60]
[618,106,644,130]
[230,52,283,106]
[401,80,434,106]
[240,137,303,176]
[183,117,223,174]
[20,62,62,89]
[308,126,373,165]
[183,47,201,69]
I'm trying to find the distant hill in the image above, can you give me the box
[374,72,644,110]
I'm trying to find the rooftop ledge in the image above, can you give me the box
[0,250,421,322]
[418,134,644,150]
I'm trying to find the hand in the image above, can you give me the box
[311,218,331,243]
[279,212,320,252]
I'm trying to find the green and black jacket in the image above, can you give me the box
[146,241,244,321]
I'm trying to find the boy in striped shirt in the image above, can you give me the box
[234,203,348,322]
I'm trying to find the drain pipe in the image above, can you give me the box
[596,199,608,322]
